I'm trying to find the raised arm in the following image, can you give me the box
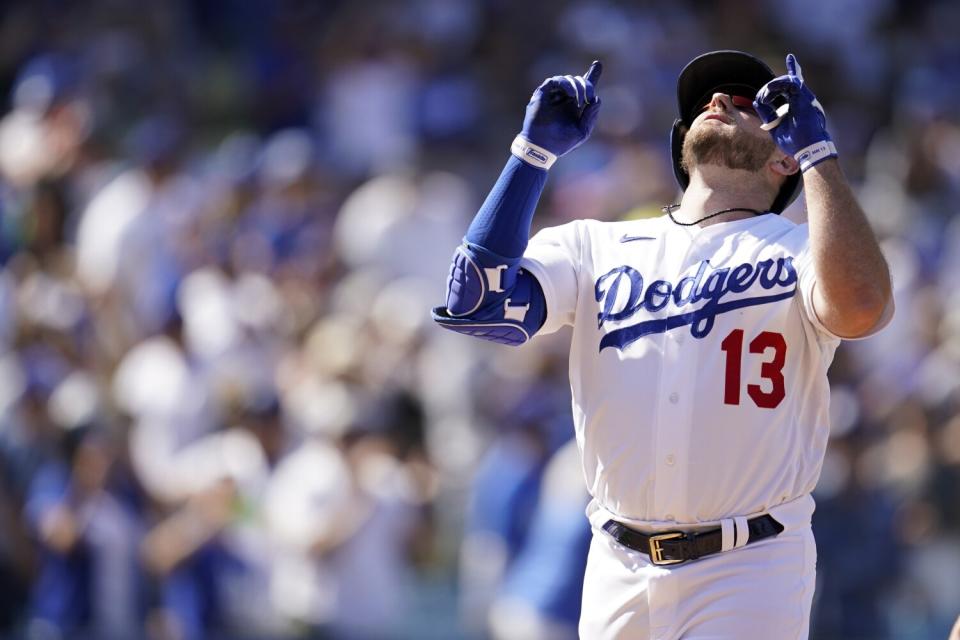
[754,54,892,338]
[432,62,602,345]
[801,159,891,336]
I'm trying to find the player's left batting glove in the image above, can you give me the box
[511,61,602,170]
[753,54,837,172]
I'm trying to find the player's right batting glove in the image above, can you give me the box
[511,61,602,170]
[753,54,837,172]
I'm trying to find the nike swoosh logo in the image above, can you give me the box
[620,234,656,243]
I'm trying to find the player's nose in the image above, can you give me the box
[706,92,732,112]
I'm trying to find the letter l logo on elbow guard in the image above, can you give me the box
[484,265,508,292]
[503,299,530,322]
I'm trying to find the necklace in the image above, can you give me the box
[661,203,765,227]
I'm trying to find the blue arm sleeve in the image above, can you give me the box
[466,156,548,258]
[432,156,550,345]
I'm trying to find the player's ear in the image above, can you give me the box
[769,153,799,178]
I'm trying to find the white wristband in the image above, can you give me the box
[511,135,557,170]
[794,140,837,172]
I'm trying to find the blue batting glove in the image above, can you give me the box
[511,61,602,170]
[753,54,837,172]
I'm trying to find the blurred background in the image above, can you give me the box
[0,0,958,639]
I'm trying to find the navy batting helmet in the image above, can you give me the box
[669,50,802,214]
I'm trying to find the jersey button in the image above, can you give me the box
[669,392,679,404]
[665,454,676,466]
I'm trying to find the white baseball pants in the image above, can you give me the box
[578,524,817,639]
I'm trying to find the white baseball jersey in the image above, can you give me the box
[520,213,890,526]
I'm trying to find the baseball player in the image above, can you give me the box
[433,51,893,638]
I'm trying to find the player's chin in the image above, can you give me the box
[683,124,772,173]
[686,121,736,147]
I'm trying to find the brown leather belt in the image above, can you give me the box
[602,514,784,566]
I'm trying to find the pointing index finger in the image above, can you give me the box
[585,60,603,87]
[785,53,803,82]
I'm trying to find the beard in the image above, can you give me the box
[681,122,776,174]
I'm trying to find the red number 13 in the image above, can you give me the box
[720,329,787,409]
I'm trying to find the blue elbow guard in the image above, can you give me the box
[432,243,546,346]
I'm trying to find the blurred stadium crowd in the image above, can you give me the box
[0,0,958,638]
